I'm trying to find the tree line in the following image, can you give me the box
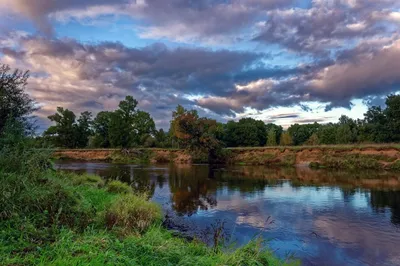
[2,64,400,154]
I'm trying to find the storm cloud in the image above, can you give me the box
[0,35,271,127]
[1,0,400,127]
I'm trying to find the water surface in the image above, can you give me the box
[56,161,400,266]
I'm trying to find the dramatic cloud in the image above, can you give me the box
[0,34,270,128]
[255,0,400,54]
[0,0,129,35]
[0,0,293,42]
[1,0,400,127]
[198,38,400,114]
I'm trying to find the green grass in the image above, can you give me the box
[1,225,293,266]
[309,154,394,170]
[110,150,153,164]
[106,180,133,194]
[1,166,292,265]
[69,172,105,187]
[226,144,400,151]
[105,194,162,234]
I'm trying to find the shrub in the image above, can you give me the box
[190,149,209,163]
[318,154,382,170]
[106,180,132,194]
[152,152,171,163]
[390,160,400,170]
[0,172,95,229]
[104,194,161,234]
[70,173,105,187]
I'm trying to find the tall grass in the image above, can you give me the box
[106,180,133,194]
[105,194,162,234]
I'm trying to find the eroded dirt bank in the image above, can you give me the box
[53,146,400,170]
[53,149,192,164]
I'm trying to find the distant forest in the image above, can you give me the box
[38,93,400,150]
[2,64,400,150]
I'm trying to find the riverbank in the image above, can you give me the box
[1,168,293,265]
[53,145,400,170]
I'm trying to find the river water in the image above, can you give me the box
[56,161,400,266]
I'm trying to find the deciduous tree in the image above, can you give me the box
[0,64,36,133]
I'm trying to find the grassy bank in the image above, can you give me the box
[1,164,292,265]
[52,144,400,171]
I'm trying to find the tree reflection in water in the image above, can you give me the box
[56,161,400,227]
[370,190,400,226]
[168,164,217,216]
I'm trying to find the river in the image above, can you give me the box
[56,161,400,266]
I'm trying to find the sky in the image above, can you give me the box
[1,0,400,131]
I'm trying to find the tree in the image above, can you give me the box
[336,115,358,144]
[92,111,112,148]
[170,105,199,148]
[224,118,267,147]
[362,105,390,143]
[0,64,36,133]
[288,123,320,146]
[266,128,277,146]
[170,105,221,161]
[280,132,293,146]
[45,107,77,148]
[132,111,156,146]
[108,96,139,148]
[385,94,400,142]
[306,133,320,145]
[154,129,171,148]
[318,123,337,145]
[75,111,93,148]
[266,123,283,146]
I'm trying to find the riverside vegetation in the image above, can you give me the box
[0,124,296,265]
[3,64,400,168]
[0,65,295,265]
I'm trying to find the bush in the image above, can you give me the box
[390,160,400,170]
[318,154,382,170]
[69,173,105,187]
[106,180,132,194]
[104,194,162,234]
[0,172,95,229]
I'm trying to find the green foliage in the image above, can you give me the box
[288,123,320,146]
[0,64,36,134]
[389,160,400,170]
[42,93,400,148]
[107,96,156,148]
[45,108,93,148]
[306,133,320,145]
[154,128,172,148]
[104,194,162,234]
[266,123,283,145]
[384,94,400,142]
[75,111,93,148]
[106,180,133,194]
[69,173,105,187]
[1,225,293,266]
[108,96,138,148]
[317,154,383,170]
[0,66,288,266]
[267,128,277,146]
[0,120,52,177]
[280,132,293,146]
[111,149,153,164]
[91,111,112,148]
[45,107,77,148]
[224,118,267,147]
[170,105,222,162]
[318,123,337,145]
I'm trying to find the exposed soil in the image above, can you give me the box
[54,146,400,170]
